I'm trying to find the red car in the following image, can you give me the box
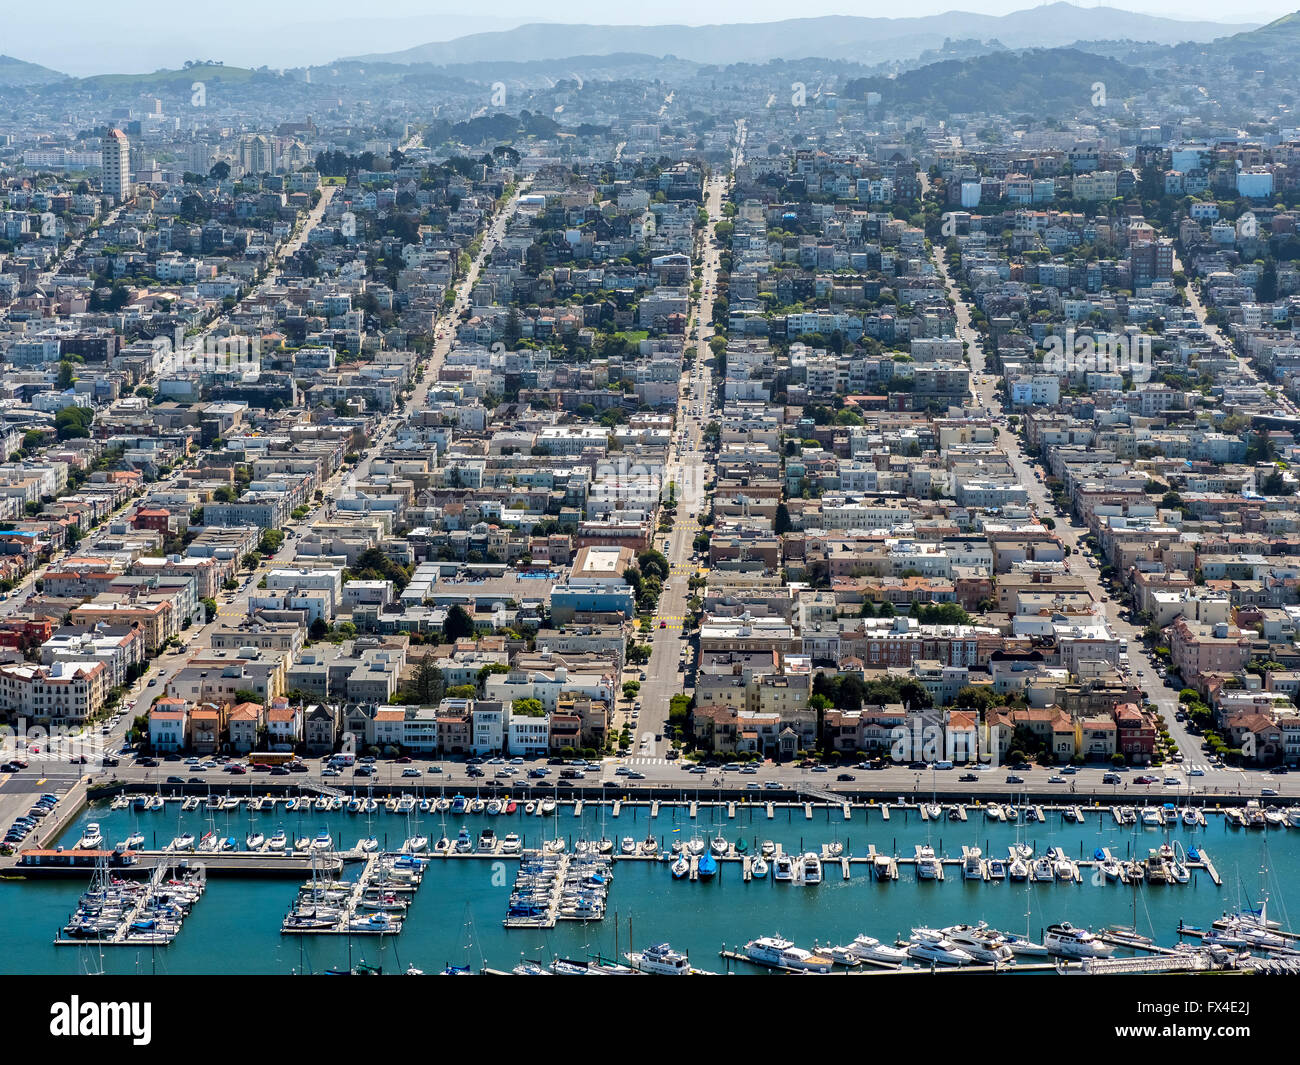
[659,621,666,629]
[395,756,413,764]
[1134,775,1156,784]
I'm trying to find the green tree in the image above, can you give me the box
[443,603,475,642]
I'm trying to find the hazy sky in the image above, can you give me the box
[6,0,1294,75]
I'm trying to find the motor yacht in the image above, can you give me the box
[914,844,941,880]
[626,942,692,975]
[743,936,833,973]
[774,854,795,882]
[848,934,909,965]
[1043,922,1114,958]
[907,929,975,966]
[942,923,1014,964]
[986,858,1007,880]
[799,852,823,885]
[499,833,522,855]
[962,848,984,880]
[77,822,104,849]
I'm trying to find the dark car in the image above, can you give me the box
[1005,774,1025,784]
[101,757,120,767]
[270,766,289,775]
[467,767,485,778]
[959,773,979,782]
[166,775,185,784]
[138,757,159,767]
[227,765,247,775]
[395,756,412,764]
[0,762,19,772]
[288,763,308,773]
[353,765,375,776]
[1010,762,1032,771]
[836,773,856,782]
[1270,766,1289,775]
[907,761,927,770]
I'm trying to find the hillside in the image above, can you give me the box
[345,5,1254,67]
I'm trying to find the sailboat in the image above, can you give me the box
[359,785,378,853]
[403,809,429,853]
[245,804,264,851]
[1000,864,1047,955]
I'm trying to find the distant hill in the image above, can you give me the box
[843,47,1150,116]
[345,5,1254,67]
[0,54,66,87]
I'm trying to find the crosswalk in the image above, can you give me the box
[625,757,670,766]
[657,615,688,630]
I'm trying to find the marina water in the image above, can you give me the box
[4,799,1297,974]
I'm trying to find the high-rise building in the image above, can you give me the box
[102,128,131,204]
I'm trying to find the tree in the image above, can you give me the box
[408,659,446,704]
[774,503,792,536]
[309,617,329,640]
[636,549,669,581]
[443,603,474,642]
[240,552,261,571]
[201,598,217,624]
[56,360,75,390]
[258,529,285,556]
[512,698,545,717]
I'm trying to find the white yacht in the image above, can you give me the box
[245,831,265,851]
[499,833,522,855]
[985,803,1005,822]
[773,854,796,882]
[760,840,775,858]
[77,822,104,849]
[818,943,862,968]
[1140,806,1163,827]
[848,934,909,965]
[962,848,984,880]
[914,844,941,880]
[1043,922,1114,958]
[907,929,975,966]
[743,936,834,973]
[627,942,692,975]
[268,829,288,850]
[799,852,823,885]
[942,923,1014,964]
[986,858,1007,880]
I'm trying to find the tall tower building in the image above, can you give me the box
[102,128,131,204]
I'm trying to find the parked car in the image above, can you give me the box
[836,773,856,782]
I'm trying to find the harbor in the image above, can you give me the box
[2,790,1299,974]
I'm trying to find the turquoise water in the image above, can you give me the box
[3,799,1295,974]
